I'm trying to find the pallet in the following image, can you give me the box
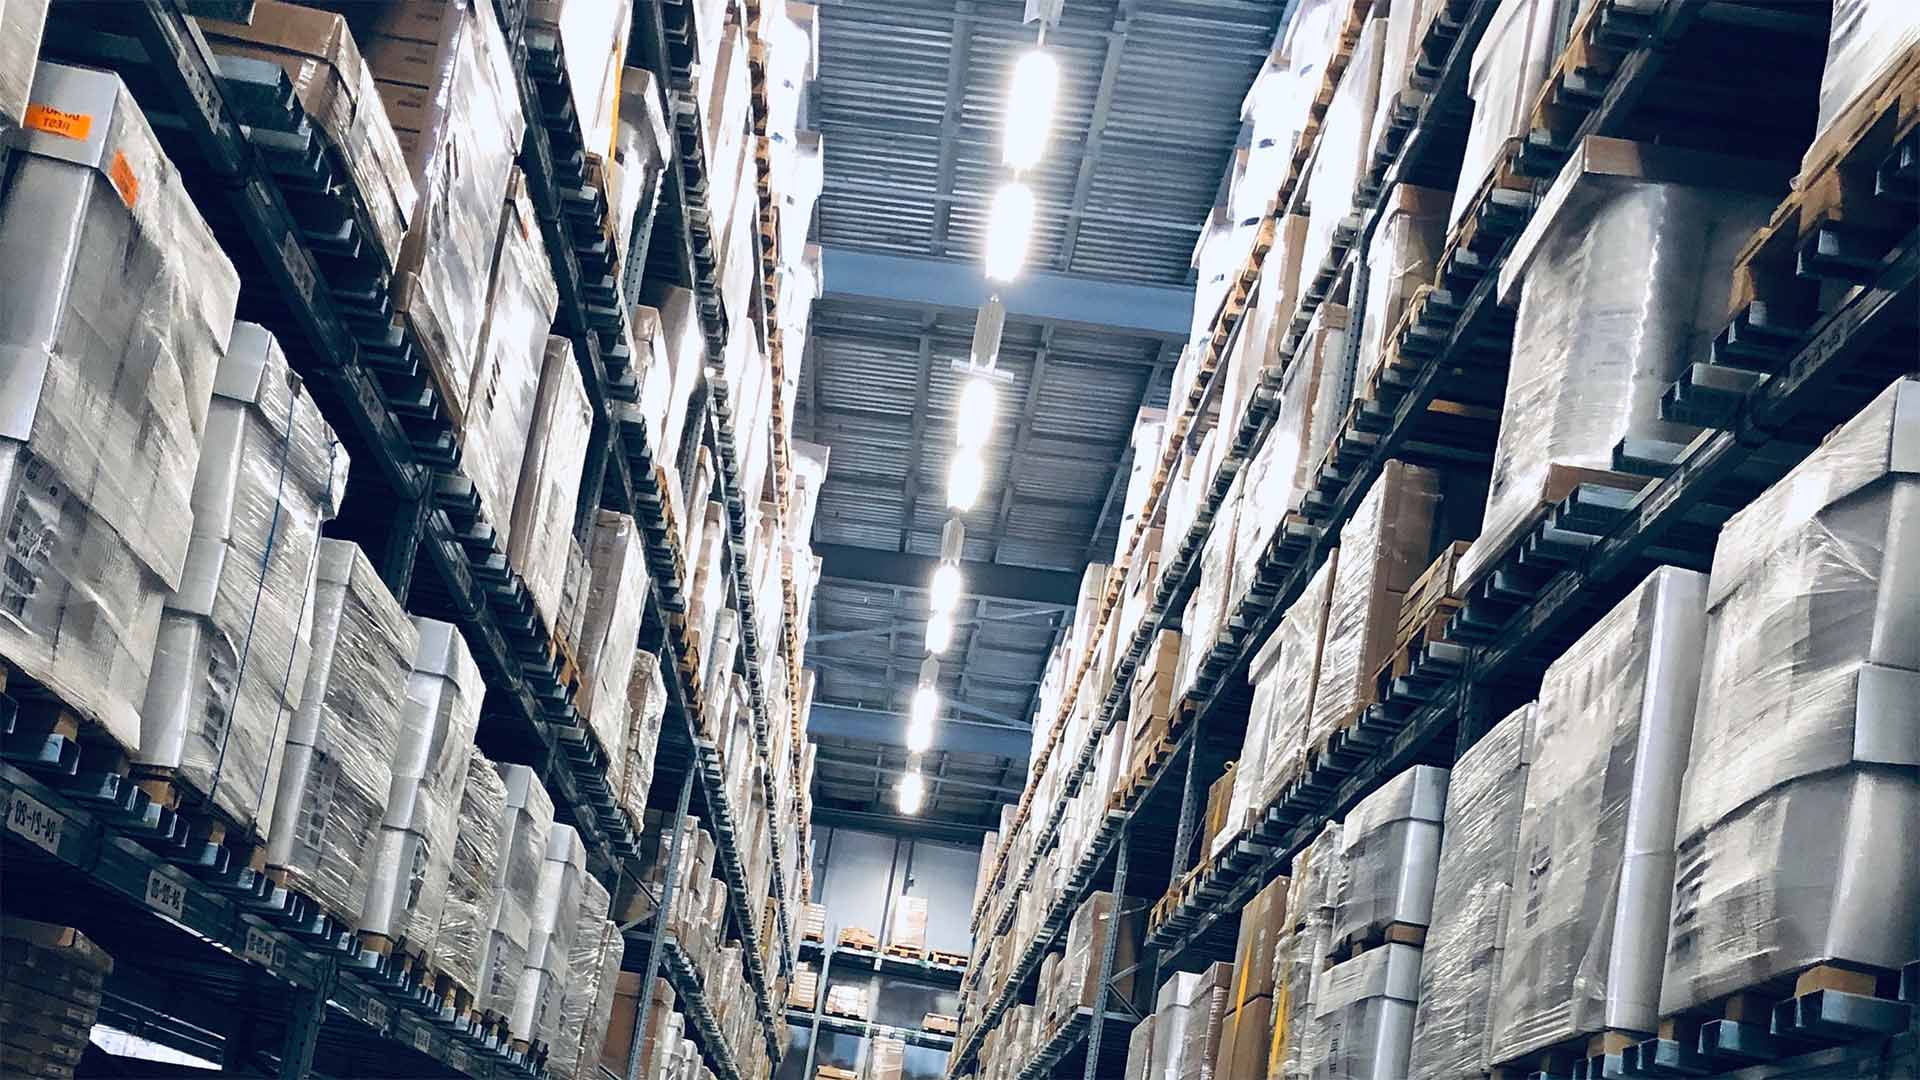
[1372,601,1461,705]
[1325,921,1427,966]
[1631,961,1915,1074]
[883,942,928,962]
[1148,856,1213,937]
[837,927,879,952]
[1454,464,1650,595]
[1523,0,1662,166]
[1441,139,1532,279]
[923,1012,959,1036]
[1491,1029,1643,1079]
[928,950,969,970]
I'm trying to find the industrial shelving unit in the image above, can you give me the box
[0,0,813,1077]
[949,0,1920,1077]
[788,926,966,1078]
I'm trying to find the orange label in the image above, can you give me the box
[23,104,91,140]
[108,151,139,210]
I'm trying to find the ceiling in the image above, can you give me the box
[800,0,1282,830]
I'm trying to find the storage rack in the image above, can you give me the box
[787,924,964,1077]
[0,0,812,1077]
[950,0,1920,1076]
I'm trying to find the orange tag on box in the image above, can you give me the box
[23,104,91,141]
[108,151,139,209]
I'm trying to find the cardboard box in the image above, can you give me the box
[1214,994,1274,1080]
[1230,876,1289,1011]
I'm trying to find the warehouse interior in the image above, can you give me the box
[0,1,1915,1080]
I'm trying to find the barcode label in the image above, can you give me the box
[365,997,389,1032]
[413,1026,433,1054]
[243,926,281,970]
[145,869,187,920]
[6,791,63,854]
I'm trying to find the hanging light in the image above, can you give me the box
[956,376,998,450]
[947,449,985,512]
[897,770,926,814]
[1003,49,1059,171]
[984,181,1035,283]
[911,684,941,731]
[905,710,934,753]
[929,562,964,613]
[925,610,955,654]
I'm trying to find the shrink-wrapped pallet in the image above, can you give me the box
[1662,378,1920,1015]
[485,764,556,1019]
[621,650,667,829]
[1331,765,1449,950]
[0,918,113,1080]
[579,511,648,763]
[528,0,632,162]
[468,173,559,545]
[0,62,240,753]
[1354,185,1448,397]
[1306,943,1424,1080]
[1465,137,1779,586]
[361,618,483,951]
[1301,17,1385,289]
[1489,566,1707,1062]
[1409,704,1534,1080]
[1062,892,1142,1014]
[268,541,416,923]
[550,873,617,1080]
[1810,0,1920,165]
[518,823,587,1043]
[0,0,46,136]
[1259,553,1338,797]
[1449,0,1564,230]
[438,748,509,1003]
[511,336,591,637]
[141,323,345,835]
[1275,822,1343,1078]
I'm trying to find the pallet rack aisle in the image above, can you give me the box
[786,923,968,1077]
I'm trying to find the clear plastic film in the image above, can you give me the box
[1332,765,1449,947]
[1354,186,1447,397]
[1452,0,1562,229]
[140,322,346,834]
[509,335,589,637]
[1489,567,1707,1061]
[1307,943,1423,1080]
[580,511,649,777]
[0,62,242,752]
[1301,18,1383,290]
[0,0,46,131]
[550,872,615,1080]
[1260,553,1337,801]
[486,763,556,1020]
[1467,165,1772,585]
[1179,962,1233,1080]
[267,540,416,923]
[1814,1,1920,149]
[530,0,632,162]
[1662,378,1920,1015]
[360,617,484,950]
[1310,462,1438,755]
[1372,0,1426,150]
[1409,704,1534,1080]
[519,823,586,1043]
[1273,822,1342,1079]
[469,175,559,545]
[1265,301,1347,531]
[439,747,509,1002]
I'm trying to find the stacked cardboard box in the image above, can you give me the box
[0,920,112,1080]
[1213,875,1287,1079]
[1330,765,1449,951]
[0,0,46,137]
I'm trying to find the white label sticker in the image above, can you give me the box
[412,1025,433,1054]
[6,790,63,854]
[365,997,389,1032]
[243,926,280,970]
[144,869,187,920]
[447,1046,470,1074]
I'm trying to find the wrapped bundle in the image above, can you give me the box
[549,873,617,1080]
[484,764,556,1021]
[1306,943,1424,1079]
[268,541,416,923]
[580,512,650,769]
[621,651,667,830]
[1331,765,1449,950]
[1259,554,1338,801]
[1353,185,1447,397]
[0,62,240,752]
[527,0,632,163]
[1300,17,1385,287]
[1276,822,1343,1078]
[1807,1,1920,171]
[1450,0,1565,230]
[437,749,509,1005]
[510,336,591,637]
[517,823,587,1044]
[0,0,46,135]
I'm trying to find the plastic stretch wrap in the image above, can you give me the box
[361,618,483,950]
[1451,0,1564,228]
[550,873,614,1080]
[439,748,508,1001]
[0,62,242,752]
[1332,765,1449,948]
[1179,962,1233,1080]
[509,337,588,641]
[530,0,631,162]
[1408,704,1534,1080]
[468,176,558,544]
[1662,378,1920,1014]
[1255,553,1335,803]
[1355,185,1447,397]
[485,764,556,1019]
[1814,1,1920,149]
[1490,566,1707,1061]
[267,541,415,922]
[1151,972,1200,1080]
[516,822,585,1044]
[1372,0,1425,146]
[1275,823,1342,1079]
[1126,1014,1157,1080]
[1307,943,1423,1080]
[1269,302,1347,522]
[0,0,46,132]
[1302,18,1383,289]
[1310,462,1438,754]
[579,512,648,769]
[380,0,520,427]
[141,322,345,834]
[1467,156,1772,587]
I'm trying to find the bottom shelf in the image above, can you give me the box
[784,1008,957,1053]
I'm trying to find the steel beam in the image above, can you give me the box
[819,246,1194,338]
[813,805,997,844]
[814,543,1079,606]
[808,702,1032,759]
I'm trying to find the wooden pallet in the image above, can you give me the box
[1441,138,1530,271]
[929,950,969,969]
[923,1012,959,1036]
[1325,921,1428,966]
[837,927,879,952]
[883,942,928,962]
[1492,1029,1643,1079]
[1729,47,1920,320]
[1660,961,1908,1037]
[1526,0,1654,154]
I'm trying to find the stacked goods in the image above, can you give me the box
[518,823,588,1048]
[1061,892,1143,1017]
[825,983,871,1020]
[600,974,679,1076]
[438,750,511,1011]
[867,1035,905,1080]
[790,962,820,1008]
[0,61,240,754]
[138,323,344,837]
[0,0,46,136]
[486,764,557,1026]
[1330,765,1449,953]
[1273,822,1342,1078]
[1353,184,1448,398]
[1489,567,1708,1065]
[1462,135,1781,586]
[1408,704,1535,1080]
[361,618,484,955]
[510,336,592,640]
[1305,942,1426,1078]
[528,0,631,164]
[551,874,621,1080]
[268,540,417,923]
[1662,378,1920,1015]
[196,1,417,264]
[621,650,668,830]
[1806,0,1920,173]
[1301,13,1385,285]
[362,0,523,419]
[1124,1015,1156,1080]
[0,920,112,1080]
[579,512,650,810]
[1213,876,1288,1078]
[1449,0,1566,231]
[887,895,929,955]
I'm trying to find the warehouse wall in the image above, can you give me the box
[811,827,982,955]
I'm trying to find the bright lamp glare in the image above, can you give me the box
[905,711,934,753]
[956,377,997,449]
[984,182,1035,283]
[948,450,984,512]
[925,611,955,654]
[898,771,926,814]
[929,562,964,613]
[912,685,941,729]
[1003,50,1059,170]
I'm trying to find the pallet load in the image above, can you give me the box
[825,982,872,1021]
[1408,703,1535,1080]
[1449,0,1566,231]
[528,0,631,166]
[867,1035,905,1080]
[1330,764,1449,958]
[485,763,556,1033]
[1273,821,1343,1077]
[1461,135,1783,587]
[511,335,592,640]
[437,748,510,1020]
[1307,942,1425,1079]
[1301,12,1384,289]
[361,618,484,960]
[0,919,112,1080]
[620,650,667,831]
[579,513,649,799]
[1214,875,1287,1078]
[1061,892,1143,1017]
[138,323,344,842]
[1489,566,1708,1071]
[1123,1014,1156,1080]
[1661,378,1920,1017]
[886,894,929,958]
[1256,552,1336,802]
[1354,184,1448,401]
[517,822,586,1049]
[550,872,619,1080]
[0,0,46,138]
[1808,0,1920,177]
[0,61,240,755]
[601,973,679,1076]
[268,540,416,925]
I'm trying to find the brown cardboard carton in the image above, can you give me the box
[1230,876,1289,1011]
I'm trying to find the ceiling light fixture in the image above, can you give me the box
[897,769,926,814]
[929,562,964,613]
[956,376,998,450]
[925,610,955,654]
[984,181,1035,283]
[947,448,985,511]
[1003,49,1059,171]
